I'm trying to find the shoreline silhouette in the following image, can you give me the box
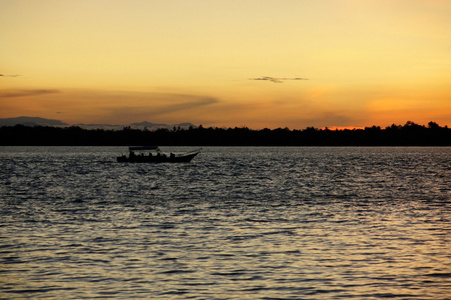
[0,121,449,146]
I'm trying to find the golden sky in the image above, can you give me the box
[1,0,450,129]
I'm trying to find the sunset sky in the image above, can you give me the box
[1,0,450,129]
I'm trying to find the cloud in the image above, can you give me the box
[84,91,221,124]
[108,96,219,118]
[249,76,308,83]
[153,97,219,114]
[0,89,60,98]
[0,74,20,77]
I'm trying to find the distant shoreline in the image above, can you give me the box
[1,121,449,146]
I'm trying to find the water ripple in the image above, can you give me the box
[0,146,450,299]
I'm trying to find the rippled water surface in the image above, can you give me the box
[1,146,450,299]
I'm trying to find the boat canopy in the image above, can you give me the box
[129,146,159,151]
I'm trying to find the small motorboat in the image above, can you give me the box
[117,146,201,163]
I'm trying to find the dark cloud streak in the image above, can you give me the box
[107,94,219,121]
[249,76,308,83]
[119,97,219,117]
[0,89,61,98]
[155,97,219,115]
[0,74,20,77]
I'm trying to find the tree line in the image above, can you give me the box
[0,121,449,146]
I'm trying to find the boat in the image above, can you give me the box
[117,146,201,163]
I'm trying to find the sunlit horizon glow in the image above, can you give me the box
[1,0,450,129]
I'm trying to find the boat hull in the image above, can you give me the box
[117,152,199,163]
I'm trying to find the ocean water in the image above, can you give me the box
[1,146,450,299]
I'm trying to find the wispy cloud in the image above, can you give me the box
[249,76,308,83]
[108,96,219,120]
[154,97,219,115]
[0,89,60,98]
[0,74,20,77]
[74,91,221,124]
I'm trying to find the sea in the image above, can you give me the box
[0,146,450,299]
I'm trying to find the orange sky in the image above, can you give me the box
[1,0,450,129]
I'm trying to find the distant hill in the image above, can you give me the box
[72,123,128,130]
[0,116,197,130]
[0,116,68,127]
[130,121,196,130]
[73,122,197,130]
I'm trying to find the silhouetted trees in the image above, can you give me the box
[0,121,449,146]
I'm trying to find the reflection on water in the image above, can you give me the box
[1,147,450,299]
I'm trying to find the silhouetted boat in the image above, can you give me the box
[117,146,201,163]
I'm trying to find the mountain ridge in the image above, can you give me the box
[0,117,197,130]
